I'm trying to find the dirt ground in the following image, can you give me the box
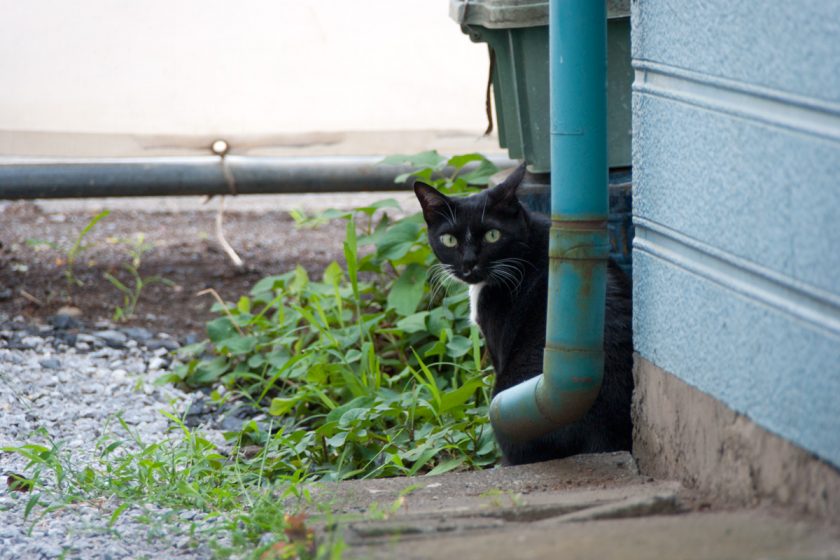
[0,196,378,338]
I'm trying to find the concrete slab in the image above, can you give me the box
[312,452,645,516]
[295,452,840,559]
[348,511,840,560]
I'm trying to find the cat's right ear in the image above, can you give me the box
[414,181,452,224]
[487,163,526,208]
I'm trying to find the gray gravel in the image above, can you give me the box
[0,313,229,559]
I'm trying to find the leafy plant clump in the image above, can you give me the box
[4,151,503,559]
[162,151,502,480]
[4,420,344,559]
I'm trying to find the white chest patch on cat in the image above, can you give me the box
[469,282,485,326]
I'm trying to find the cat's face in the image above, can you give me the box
[414,164,530,288]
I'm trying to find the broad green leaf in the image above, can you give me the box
[290,265,309,293]
[206,317,236,343]
[326,396,375,423]
[428,307,454,334]
[440,378,484,412]
[387,264,426,317]
[250,274,286,295]
[395,311,430,333]
[445,335,472,358]
[326,431,348,448]
[338,408,369,427]
[459,159,500,185]
[406,447,440,476]
[266,349,291,369]
[427,457,466,476]
[375,221,421,262]
[191,357,229,384]
[219,335,257,355]
[269,397,297,416]
[379,150,446,170]
[353,198,402,216]
[447,153,485,170]
[323,261,344,287]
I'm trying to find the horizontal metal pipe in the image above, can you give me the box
[0,155,516,199]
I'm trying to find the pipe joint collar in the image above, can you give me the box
[549,224,610,260]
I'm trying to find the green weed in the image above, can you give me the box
[65,210,110,288]
[22,210,109,289]
[3,418,340,559]
[104,233,174,321]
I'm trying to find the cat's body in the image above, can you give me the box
[415,165,633,465]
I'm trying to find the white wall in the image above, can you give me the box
[0,1,491,151]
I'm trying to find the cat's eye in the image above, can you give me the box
[484,229,502,243]
[439,233,458,248]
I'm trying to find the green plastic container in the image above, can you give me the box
[450,0,632,173]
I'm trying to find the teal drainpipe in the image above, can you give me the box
[489,0,609,441]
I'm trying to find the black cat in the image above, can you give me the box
[414,165,633,466]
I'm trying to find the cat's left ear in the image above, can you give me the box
[414,180,453,224]
[487,163,526,207]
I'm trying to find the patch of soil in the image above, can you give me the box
[0,200,347,338]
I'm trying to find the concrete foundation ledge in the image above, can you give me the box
[632,355,840,522]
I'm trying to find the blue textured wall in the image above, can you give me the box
[632,1,840,467]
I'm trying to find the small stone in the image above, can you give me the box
[76,333,96,343]
[0,525,20,538]
[54,332,78,347]
[90,348,118,360]
[122,327,152,341]
[39,358,61,369]
[146,338,179,352]
[1,353,23,365]
[93,330,128,348]
[50,313,81,330]
[180,510,198,521]
[184,333,201,345]
[148,356,168,371]
[38,543,65,557]
[56,305,83,317]
[220,415,246,432]
[0,288,12,301]
[20,336,44,347]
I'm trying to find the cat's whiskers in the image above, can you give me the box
[499,256,537,271]
[489,260,525,294]
[489,268,518,294]
[427,263,458,307]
